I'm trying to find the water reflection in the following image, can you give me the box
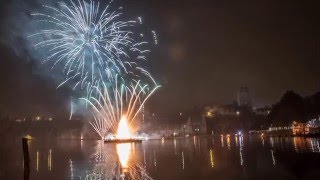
[235,136,238,146]
[36,151,39,172]
[307,138,320,153]
[82,141,152,180]
[226,136,231,150]
[2,136,320,179]
[48,149,52,171]
[116,143,131,170]
[221,136,224,147]
[270,137,275,148]
[271,150,276,166]
[174,139,177,154]
[294,137,307,152]
[239,136,244,166]
[182,151,185,170]
[292,137,320,153]
[84,142,119,179]
[69,159,74,180]
[153,150,157,168]
[143,147,146,168]
[209,149,214,168]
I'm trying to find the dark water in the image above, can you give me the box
[1,136,320,180]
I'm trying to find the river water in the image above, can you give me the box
[1,136,320,179]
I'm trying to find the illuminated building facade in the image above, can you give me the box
[292,122,309,135]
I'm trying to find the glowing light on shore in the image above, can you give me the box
[116,116,131,140]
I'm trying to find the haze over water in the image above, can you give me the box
[1,136,320,180]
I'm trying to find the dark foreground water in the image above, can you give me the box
[1,135,320,180]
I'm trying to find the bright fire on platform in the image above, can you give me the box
[104,115,143,143]
[116,116,131,140]
[115,116,133,171]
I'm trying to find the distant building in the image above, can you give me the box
[238,87,252,107]
[254,107,271,116]
[185,116,207,134]
[307,118,320,128]
[292,122,309,135]
[306,118,320,134]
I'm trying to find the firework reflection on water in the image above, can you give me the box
[83,141,152,179]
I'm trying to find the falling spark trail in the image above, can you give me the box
[69,97,73,120]
[151,30,158,45]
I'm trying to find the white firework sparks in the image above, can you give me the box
[30,0,150,91]
[151,30,158,45]
[81,75,160,140]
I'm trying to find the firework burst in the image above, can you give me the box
[30,0,150,91]
[82,75,160,140]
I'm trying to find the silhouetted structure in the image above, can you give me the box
[268,90,320,127]
[22,138,30,180]
[269,91,305,126]
[238,87,251,107]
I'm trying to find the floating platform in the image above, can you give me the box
[104,139,142,143]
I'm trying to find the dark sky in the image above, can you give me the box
[0,0,320,117]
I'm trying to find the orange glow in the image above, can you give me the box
[116,143,131,170]
[116,116,131,140]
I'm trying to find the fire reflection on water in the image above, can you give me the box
[19,136,320,179]
[116,143,132,170]
[82,140,152,179]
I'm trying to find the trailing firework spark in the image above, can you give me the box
[30,0,151,91]
[81,76,160,140]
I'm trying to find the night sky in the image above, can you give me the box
[0,0,320,117]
